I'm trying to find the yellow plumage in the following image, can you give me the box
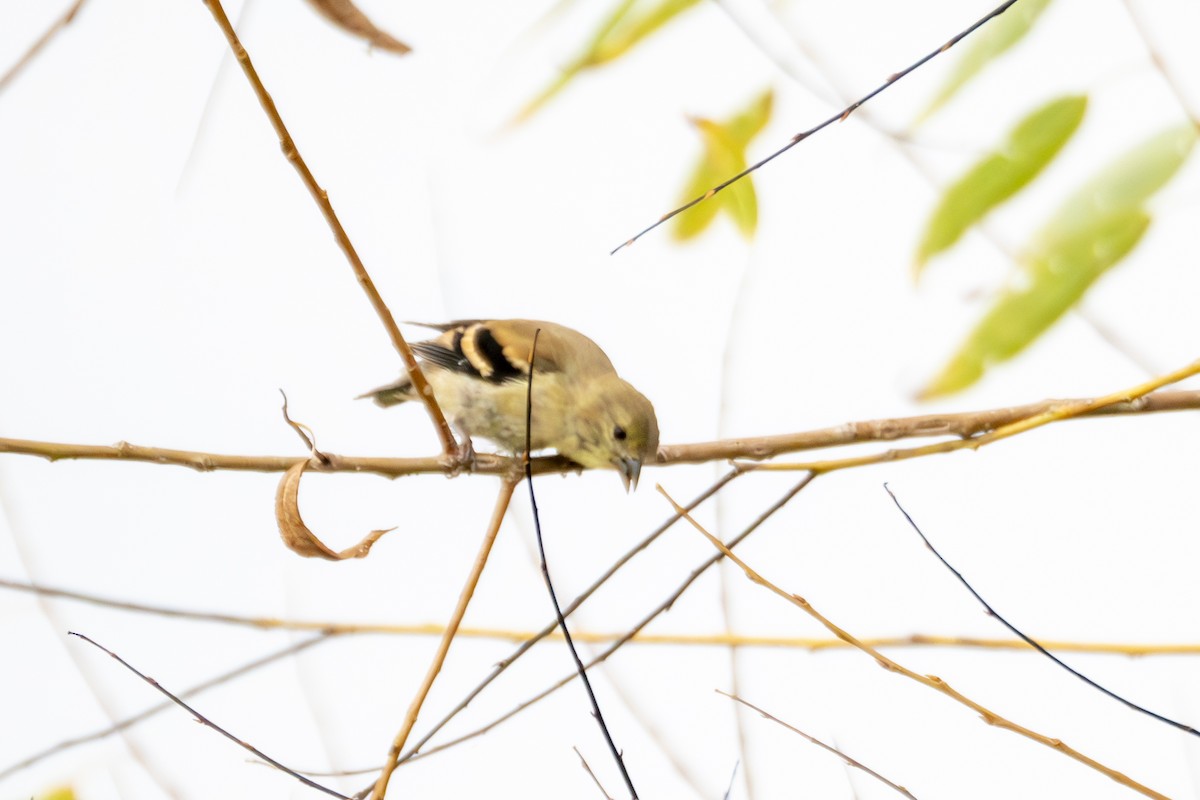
[363,320,658,490]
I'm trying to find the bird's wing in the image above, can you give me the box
[410,320,615,384]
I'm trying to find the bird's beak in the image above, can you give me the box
[614,457,642,493]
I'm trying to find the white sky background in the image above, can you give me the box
[2,0,1199,798]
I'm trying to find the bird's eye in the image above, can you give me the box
[613,426,627,441]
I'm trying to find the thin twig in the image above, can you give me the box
[718,690,917,799]
[610,0,1020,253]
[739,1,1158,375]
[885,484,1200,739]
[0,0,88,93]
[523,328,639,799]
[575,746,617,800]
[365,476,518,799]
[393,475,815,768]
[8,576,1197,654]
[68,632,350,799]
[742,360,1200,473]
[658,486,1169,800]
[3,389,1199,477]
[198,0,456,456]
[390,469,741,765]
[722,760,740,800]
[1119,0,1200,124]
[2,634,333,780]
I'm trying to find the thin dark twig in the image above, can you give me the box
[722,760,740,800]
[884,485,1200,739]
[610,0,1021,253]
[67,632,351,799]
[1,634,332,780]
[397,473,816,767]
[719,690,918,799]
[394,469,741,764]
[524,328,639,799]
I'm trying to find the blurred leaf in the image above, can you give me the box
[917,0,1054,123]
[1031,123,1197,253]
[914,94,1087,276]
[516,0,702,123]
[673,90,773,241]
[922,211,1149,398]
[304,0,411,55]
[923,121,1195,397]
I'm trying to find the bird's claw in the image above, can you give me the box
[440,436,476,477]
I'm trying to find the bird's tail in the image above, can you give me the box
[356,378,414,407]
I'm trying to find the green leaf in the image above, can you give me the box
[922,211,1150,398]
[515,0,702,123]
[917,0,1054,124]
[1031,123,1198,253]
[914,94,1087,276]
[922,121,1195,397]
[672,90,773,241]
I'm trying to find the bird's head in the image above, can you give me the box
[566,377,659,492]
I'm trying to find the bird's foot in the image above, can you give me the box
[440,436,476,477]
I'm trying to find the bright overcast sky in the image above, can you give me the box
[2,1,1199,798]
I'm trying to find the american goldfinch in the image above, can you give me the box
[362,320,659,490]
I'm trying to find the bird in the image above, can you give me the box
[361,320,659,490]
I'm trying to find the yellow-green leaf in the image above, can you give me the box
[672,90,773,241]
[914,94,1087,276]
[917,0,1054,124]
[922,211,1149,398]
[516,0,702,123]
[1031,123,1197,253]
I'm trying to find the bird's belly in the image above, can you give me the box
[432,374,564,454]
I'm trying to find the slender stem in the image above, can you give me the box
[69,632,350,799]
[0,0,88,93]
[367,477,517,799]
[886,485,1200,738]
[523,329,639,798]
[198,0,456,455]
[660,487,1170,800]
[611,0,1021,252]
[3,389,1198,477]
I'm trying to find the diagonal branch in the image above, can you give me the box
[611,0,1020,252]
[659,486,1170,800]
[0,0,88,94]
[365,476,518,799]
[198,0,456,456]
[886,485,1200,739]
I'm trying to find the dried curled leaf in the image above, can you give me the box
[305,0,411,55]
[276,461,394,560]
[673,89,773,241]
[917,0,1053,123]
[914,94,1087,276]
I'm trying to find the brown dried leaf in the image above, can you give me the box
[304,0,411,55]
[275,461,394,560]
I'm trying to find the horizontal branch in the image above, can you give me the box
[1,389,1197,478]
[5,577,1192,654]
